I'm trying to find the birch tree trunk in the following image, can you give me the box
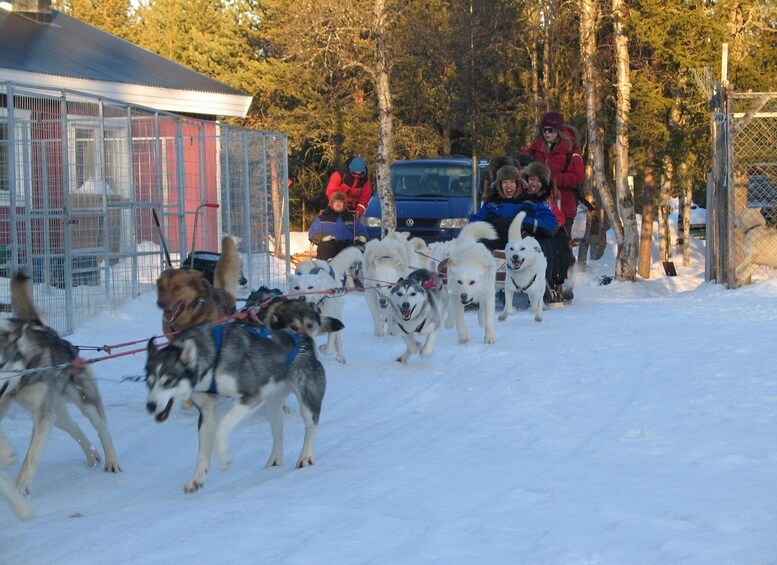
[374,0,395,237]
[612,0,638,281]
[676,161,691,266]
[658,156,673,262]
[579,0,622,246]
[638,153,657,278]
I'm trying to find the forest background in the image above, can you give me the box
[52,0,775,233]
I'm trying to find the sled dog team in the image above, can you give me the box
[0,220,546,518]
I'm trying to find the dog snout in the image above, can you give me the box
[146,401,156,413]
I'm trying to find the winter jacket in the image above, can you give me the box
[325,170,372,215]
[308,207,368,244]
[519,193,566,227]
[470,197,559,247]
[522,131,585,221]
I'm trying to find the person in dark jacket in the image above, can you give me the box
[470,165,558,251]
[309,191,368,261]
[325,156,372,216]
[519,161,573,303]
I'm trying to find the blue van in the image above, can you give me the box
[362,157,489,242]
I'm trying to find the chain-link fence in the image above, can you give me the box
[708,87,777,287]
[0,81,290,334]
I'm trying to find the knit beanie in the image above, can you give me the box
[539,111,564,130]
[348,156,367,174]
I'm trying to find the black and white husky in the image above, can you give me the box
[0,272,121,496]
[387,269,449,363]
[145,320,326,493]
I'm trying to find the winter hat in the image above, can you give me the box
[515,153,534,167]
[523,162,552,193]
[348,156,367,174]
[539,111,564,131]
[330,191,347,204]
[496,165,521,183]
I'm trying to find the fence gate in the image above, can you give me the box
[708,87,777,287]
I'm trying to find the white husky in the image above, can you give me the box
[362,232,413,336]
[500,212,547,322]
[734,207,777,284]
[445,222,499,344]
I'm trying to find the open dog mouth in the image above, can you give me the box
[510,257,524,269]
[155,398,174,422]
[164,300,185,323]
[399,305,415,321]
[459,296,473,305]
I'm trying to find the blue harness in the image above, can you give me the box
[207,323,300,394]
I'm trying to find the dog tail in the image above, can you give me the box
[456,221,498,244]
[214,236,242,298]
[508,211,527,242]
[11,271,43,324]
[328,246,363,281]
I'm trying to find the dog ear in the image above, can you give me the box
[147,337,158,355]
[321,316,345,333]
[179,339,198,370]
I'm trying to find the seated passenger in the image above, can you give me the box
[308,191,368,261]
[470,165,557,252]
[519,162,573,302]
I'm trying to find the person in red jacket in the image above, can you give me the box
[521,111,585,235]
[325,156,372,216]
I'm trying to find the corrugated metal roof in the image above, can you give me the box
[0,8,253,117]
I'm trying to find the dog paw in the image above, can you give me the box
[295,455,314,469]
[498,312,508,321]
[16,477,32,497]
[336,354,346,364]
[183,479,204,493]
[396,355,409,363]
[104,460,122,473]
[12,496,35,521]
[265,454,283,468]
[484,336,496,345]
[458,336,469,344]
[85,448,101,468]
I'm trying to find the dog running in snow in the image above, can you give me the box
[156,236,242,334]
[0,272,121,496]
[500,211,548,323]
[387,268,449,363]
[444,222,499,344]
[145,319,326,493]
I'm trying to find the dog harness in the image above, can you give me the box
[509,272,538,293]
[397,318,426,335]
[206,323,300,394]
[307,264,336,280]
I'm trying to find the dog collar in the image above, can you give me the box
[511,273,538,293]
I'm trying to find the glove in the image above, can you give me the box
[356,235,367,244]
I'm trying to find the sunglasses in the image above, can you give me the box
[542,127,557,133]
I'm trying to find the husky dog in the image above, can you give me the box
[500,212,548,322]
[290,255,349,363]
[734,207,777,284]
[156,236,242,334]
[329,245,364,290]
[445,222,499,344]
[387,269,449,363]
[145,321,326,493]
[251,296,344,338]
[0,433,34,520]
[0,272,121,495]
[362,232,414,336]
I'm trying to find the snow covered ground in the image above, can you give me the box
[2,219,777,565]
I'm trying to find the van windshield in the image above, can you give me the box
[390,163,473,197]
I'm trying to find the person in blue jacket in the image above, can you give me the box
[309,191,368,261]
[469,165,558,252]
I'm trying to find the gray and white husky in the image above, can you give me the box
[500,211,548,323]
[145,320,326,493]
[0,272,121,496]
[387,269,449,363]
